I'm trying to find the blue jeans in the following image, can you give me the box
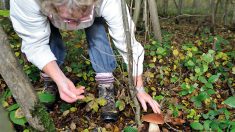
[49,17,117,73]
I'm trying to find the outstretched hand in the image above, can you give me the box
[137,92,161,114]
[57,78,85,103]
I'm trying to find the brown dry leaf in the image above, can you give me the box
[70,122,76,130]
[113,125,119,132]
[172,118,186,125]
[164,110,174,123]
[105,123,113,131]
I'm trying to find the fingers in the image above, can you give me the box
[148,99,158,113]
[67,80,85,95]
[76,95,85,99]
[59,92,79,103]
[155,100,161,108]
[73,86,85,95]
[61,86,77,99]
[137,93,162,114]
[153,100,161,114]
[58,79,86,103]
[139,99,147,112]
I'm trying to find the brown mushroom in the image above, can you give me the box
[142,113,164,132]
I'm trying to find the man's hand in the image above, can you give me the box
[57,78,85,103]
[137,92,161,114]
[42,61,85,103]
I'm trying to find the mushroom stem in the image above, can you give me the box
[149,123,160,132]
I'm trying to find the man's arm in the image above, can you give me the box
[10,0,56,70]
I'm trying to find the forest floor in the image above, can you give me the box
[0,19,235,132]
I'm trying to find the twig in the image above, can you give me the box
[174,14,209,19]
[173,0,179,10]
[165,122,181,132]
[121,0,141,126]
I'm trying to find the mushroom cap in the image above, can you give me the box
[142,113,164,124]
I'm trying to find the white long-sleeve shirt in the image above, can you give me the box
[10,0,144,76]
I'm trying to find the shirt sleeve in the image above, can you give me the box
[100,0,144,76]
[10,0,56,70]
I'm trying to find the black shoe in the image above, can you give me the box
[98,83,118,122]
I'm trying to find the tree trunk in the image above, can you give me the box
[210,0,216,34]
[121,0,141,126]
[232,2,235,25]
[178,0,183,15]
[163,0,168,16]
[0,26,55,131]
[223,0,229,26]
[147,0,162,42]
[0,0,9,10]
[192,0,199,14]
[133,0,142,24]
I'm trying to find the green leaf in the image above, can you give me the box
[82,93,95,103]
[97,97,107,106]
[205,82,213,89]
[200,86,207,91]
[197,93,209,101]
[115,100,125,111]
[190,122,204,130]
[223,96,235,108]
[0,10,9,17]
[70,107,77,112]
[195,67,201,74]
[202,113,209,119]
[202,53,213,63]
[181,83,187,89]
[198,76,207,84]
[186,60,195,67]
[207,89,216,95]
[203,120,212,130]
[208,74,221,83]
[202,64,208,73]
[170,76,178,83]
[150,51,155,56]
[124,126,138,132]
[224,109,230,120]
[156,47,166,55]
[91,101,99,112]
[86,100,99,112]
[194,101,202,108]
[179,90,188,96]
[154,95,164,101]
[7,104,20,111]
[10,110,27,126]
[23,129,30,132]
[38,92,56,103]
[208,50,215,54]
[82,129,89,132]
[148,63,155,68]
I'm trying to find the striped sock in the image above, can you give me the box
[95,73,114,84]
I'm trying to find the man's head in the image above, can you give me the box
[41,0,98,30]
